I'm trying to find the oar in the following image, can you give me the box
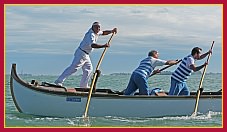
[149,59,182,77]
[192,41,214,116]
[83,33,115,118]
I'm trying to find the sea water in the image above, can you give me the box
[4,73,222,127]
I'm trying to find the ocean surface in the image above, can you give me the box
[5,73,222,127]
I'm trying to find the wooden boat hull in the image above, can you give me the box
[10,64,222,118]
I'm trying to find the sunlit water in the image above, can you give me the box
[5,73,222,127]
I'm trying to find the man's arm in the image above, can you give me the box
[190,63,207,72]
[165,60,179,65]
[198,50,212,60]
[102,28,117,35]
[91,43,110,48]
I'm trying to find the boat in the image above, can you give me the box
[10,64,222,118]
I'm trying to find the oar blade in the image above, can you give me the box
[191,112,197,117]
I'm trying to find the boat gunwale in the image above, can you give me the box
[10,64,222,100]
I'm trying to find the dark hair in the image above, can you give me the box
[92,22,100,27]
[191,47,202,55]
[148,50,158,57]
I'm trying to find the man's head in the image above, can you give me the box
[191,47,202,59]
[148,50,159,58]
[92,22,101,34]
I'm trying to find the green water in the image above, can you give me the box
[5,74,222,127]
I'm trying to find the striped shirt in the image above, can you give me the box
[133,56,167,78]
[171,55,194,82]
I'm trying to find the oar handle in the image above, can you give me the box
[205,41,214,63]
[149,59,182,77]
[192,41,215,116]
[198,41,214,89]
[95,33,115,70]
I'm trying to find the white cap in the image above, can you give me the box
[92,22,101,26]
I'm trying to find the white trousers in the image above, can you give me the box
[56,48,93,88]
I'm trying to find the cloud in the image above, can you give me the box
[6,5,222,49]
[5,5,222,73]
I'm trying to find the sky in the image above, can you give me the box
[5,5,222,75]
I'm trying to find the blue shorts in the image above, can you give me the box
[168,78,190,96]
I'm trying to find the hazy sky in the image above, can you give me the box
[5,5,222,75]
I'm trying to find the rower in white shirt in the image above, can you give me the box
[54,22,117,88]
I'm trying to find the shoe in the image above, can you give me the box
[54,80,63,87]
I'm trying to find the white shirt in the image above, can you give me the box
[186,55,195,68]
[78,28,103,54]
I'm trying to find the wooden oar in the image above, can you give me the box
[83,33,115,118]
[192,41,214,116]
[149,59,182,77]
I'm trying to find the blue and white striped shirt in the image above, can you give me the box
[133,56,167,78]
[171,55,194,82]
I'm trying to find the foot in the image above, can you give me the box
[54,80,63,87]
